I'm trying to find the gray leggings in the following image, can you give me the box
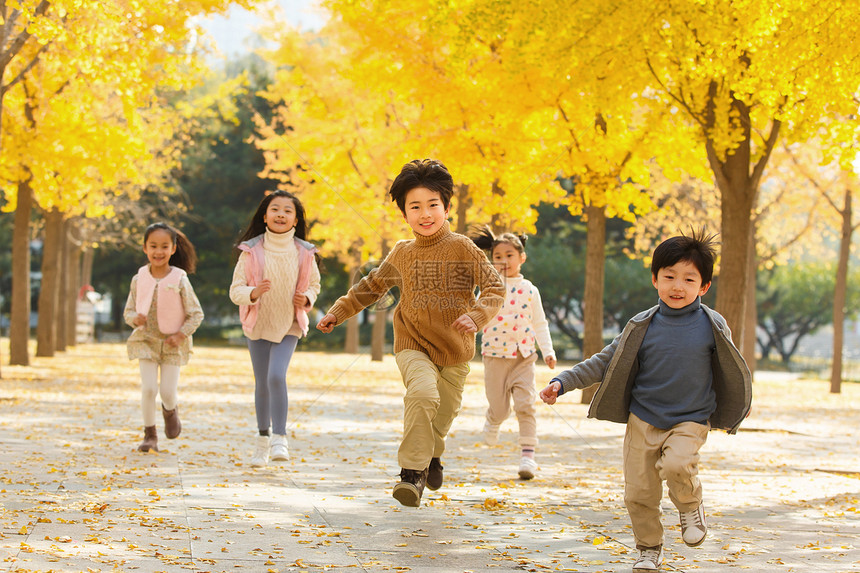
[247,335,298,435]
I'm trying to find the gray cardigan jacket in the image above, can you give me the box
[555,303,752,434]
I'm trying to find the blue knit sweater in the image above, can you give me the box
[630,298,716,429]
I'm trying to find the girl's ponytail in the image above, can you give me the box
[468,224,527,254]
[468,224,496,251]
[170,229,198,274]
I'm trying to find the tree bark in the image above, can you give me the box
[81,242,94,288]
[371,308,388,361]
[56,218,70,352]
[370,242,391,361]
[742,222,758,376]
[704,81,780,346]
[580,204,606,405]
[344,252,361,354]
[830,189,851,394]
[66,220,82,347]
[10,177,33,366]
[36,209,64,357]
[454,184,471,235]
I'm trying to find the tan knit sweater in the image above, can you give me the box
[327,222,504,366]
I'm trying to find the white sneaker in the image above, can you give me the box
[632,546,663,571]
[482,421,500,446]
[518,457,538,480]
[680,503,707,547]
[270,434,289,461]
[249,435,270,468]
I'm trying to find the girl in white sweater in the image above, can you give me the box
[230,191,321,468]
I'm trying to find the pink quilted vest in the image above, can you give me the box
[135,265,186,334]
[238,234,317,337]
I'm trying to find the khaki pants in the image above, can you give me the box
[395,349,469,470]
[623,412,709,549]
[482,353,538,448]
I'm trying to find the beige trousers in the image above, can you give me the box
[623,412,709,549]
[482,353,539,448]
[395,349,469,470]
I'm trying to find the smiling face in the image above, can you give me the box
[492,242,526,278]
[263,196,298,234]
[402,186,450,236]
[652,260,711,309]
[143,228,177,274]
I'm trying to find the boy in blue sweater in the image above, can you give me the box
[539,230,751,572]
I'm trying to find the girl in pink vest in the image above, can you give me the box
[123,223,204,453]
[471,226,556,480]
[230,190,321,468]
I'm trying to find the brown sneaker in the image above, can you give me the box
[426,457,443,491]
[138,426,158,452]
[392,468,428,507]
[162,405,182,439]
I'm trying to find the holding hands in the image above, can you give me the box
[539,380,562,405]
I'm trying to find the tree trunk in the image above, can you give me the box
[10,178,34,366]
[81,242,94,288]
[830,189,851,394]
[742,222,758,376]
[705,84,780,346]
[580,204,606,405]
[711,162,755,347]
[344,252,361,354]
[67,220,82,347]
[370,242,391,361]
[36,209,64,357]
[371,308,389,361]
[56,218,70,352]
[454,184,471,235]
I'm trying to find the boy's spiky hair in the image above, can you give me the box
[389,159,454,213]
[651,227,719,284]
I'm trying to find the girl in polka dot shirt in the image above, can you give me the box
[471,226,556,480]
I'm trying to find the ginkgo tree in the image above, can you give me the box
[635,0,860,346]
[1,0,259,369]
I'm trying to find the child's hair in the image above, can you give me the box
[469,224,528,255]
[651,227,718,284]
[143,223,197,274]
[236,190,309,247]
[389,158,454,213]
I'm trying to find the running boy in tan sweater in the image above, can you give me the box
[316,158,504,507]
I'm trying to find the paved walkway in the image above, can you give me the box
[1,343,859,572]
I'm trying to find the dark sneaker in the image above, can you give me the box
[426,458,443,491]
[392,468,427,507]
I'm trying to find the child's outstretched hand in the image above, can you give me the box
[545,355,557,369]
[133,313,147,327]
[316,313,337,333]
[452,314,477,334]
[539,380,562,405]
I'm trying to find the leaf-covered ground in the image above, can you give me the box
[1,342,859,572]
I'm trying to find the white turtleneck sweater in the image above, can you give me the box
[229,228,321,342]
